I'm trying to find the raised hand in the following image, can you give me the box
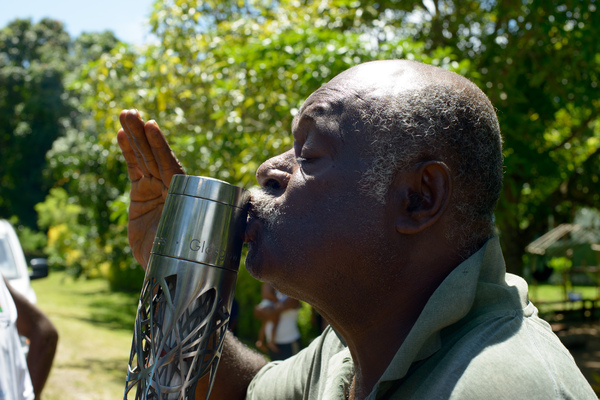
[117,109,185,268]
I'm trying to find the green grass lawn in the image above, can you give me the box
[531,283,600,303]
[530,283,600,319]
[31,271,140,400]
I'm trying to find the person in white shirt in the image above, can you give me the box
[255,286,301,361]
[0,274,58,400]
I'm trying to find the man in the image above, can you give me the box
[117,60,595,399]
[0,275,58,400]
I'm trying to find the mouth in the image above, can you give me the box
[244,187,280,244]
[244,204,260,244]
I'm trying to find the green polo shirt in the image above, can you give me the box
[246,237,597,399]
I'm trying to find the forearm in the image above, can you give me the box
[255,298,300,322]
[27,318,58,398]
[195,331,268,400]
[8,277,58,399]
[275,298,300,312]
[270,318,279,340]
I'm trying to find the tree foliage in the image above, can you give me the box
[67,0,467,331]
[400,0,600,273]
[1,0,598,338]
[0,17,137,285]
[0,19,72,227]
[75,0,599,278]
[39,36,138,288]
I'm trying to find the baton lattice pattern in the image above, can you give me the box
[124,274,230,400]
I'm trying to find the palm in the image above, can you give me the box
[117,110,185,268]
[128,175,169,267]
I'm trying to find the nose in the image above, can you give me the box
[256,149,295,191]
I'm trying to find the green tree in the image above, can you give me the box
[72,0,466,335]
[36,0,600,337]
[140,0,600,277]
[0,18,72,228]
[391,0,600,274]
[36,33,140,288]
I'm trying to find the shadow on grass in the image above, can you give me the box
[60,356,129,385]
[53,288,140,331]
[87,296,139,331]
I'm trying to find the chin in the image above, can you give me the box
[245,241,289,285]
[244,242,266,280]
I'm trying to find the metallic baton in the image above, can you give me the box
[125,175,248,400]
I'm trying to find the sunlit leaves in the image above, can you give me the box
[38,0,600,284]
[0,18,72,227]
[94,0,462,189]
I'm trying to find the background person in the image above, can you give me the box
[1,274,58,400]
[254,284,301,361]
[254,283,280,355]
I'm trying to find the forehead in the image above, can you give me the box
[291,62,425,136]
[291,86,364,141]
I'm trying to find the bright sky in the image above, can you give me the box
[0,0,157,46]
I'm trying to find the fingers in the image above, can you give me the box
[144,120,186,187]
[119,109,161,178]
[118,109,186,188]
[117,129,144,182]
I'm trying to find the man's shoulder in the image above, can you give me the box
[395,310,597,399]
[247,326,351,400]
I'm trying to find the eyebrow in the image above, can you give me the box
[291,114,302,133]
[291,108,318,138]
[292,95,346,141]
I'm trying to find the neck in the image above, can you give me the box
[316,281,430,398]
[320,256,460,398]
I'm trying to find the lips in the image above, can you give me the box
[244,188,280,244]
[244,207,262,244]
[244,214,255,243]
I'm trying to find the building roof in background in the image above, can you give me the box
[526,223,600,256]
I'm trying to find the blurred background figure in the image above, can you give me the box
[254,283,301,361]
[254,283,280,354]
[0,274,58,400]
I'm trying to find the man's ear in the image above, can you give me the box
[392,161,452,234]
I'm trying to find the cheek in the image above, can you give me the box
[249,166,384,280]
[244,205,324,283]
[283,194,379,267]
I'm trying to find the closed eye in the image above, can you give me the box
[296,156,316,165]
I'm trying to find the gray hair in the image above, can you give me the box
[358,80,503,257]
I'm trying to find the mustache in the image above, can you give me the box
[248,187,281,227]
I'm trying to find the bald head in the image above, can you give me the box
[322,59,460,89]
[316,60,503,256]
[321,60,490,114]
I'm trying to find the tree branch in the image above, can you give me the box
[546,144,600,208]
[549,110,599,152]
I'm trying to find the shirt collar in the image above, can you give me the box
[377,236,506,383]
